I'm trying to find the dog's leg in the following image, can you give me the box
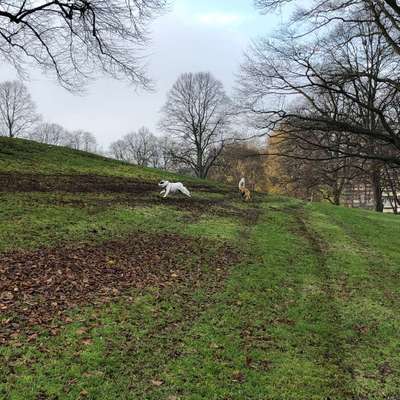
[180,186,191,197]
[163,186,171,198]
[160,189,166,196]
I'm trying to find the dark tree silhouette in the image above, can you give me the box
[238,21,400,167]
[0,80,38,138]
[255,0,400,55]
[160,72,232,178]
[0,1,166,90]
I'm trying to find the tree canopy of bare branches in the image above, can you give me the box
[255,0,400,59]
[238,19,400,167]
[66,130,98,153]
[0,80,38,138]
[159,72,232,178]
[0,1,167,90]
[266,130,366,205]
[29,122,67,145]
[110,127,159,167]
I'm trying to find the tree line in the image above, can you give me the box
[0,80,98,153]
[0,2,265,184]
[0,72,267,187]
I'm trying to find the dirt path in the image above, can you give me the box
[0,173,228,194]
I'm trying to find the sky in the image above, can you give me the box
[0,0,281,150]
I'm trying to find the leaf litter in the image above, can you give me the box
[0,232,239,343]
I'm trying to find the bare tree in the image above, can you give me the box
[80,131,98,153]
[159,72,232,178]
[0,1,167,90]
[255,0,400,59]
[238,17,400,210]
[238,21,400,166]
[109,127,159,167]
[65,130,97,152]
[156,135,180,171]
[124,127,158,166]
[0,80,38,138]
[29,122,67,145]
[110,139,129,162]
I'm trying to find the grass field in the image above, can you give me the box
[0,138,399,399]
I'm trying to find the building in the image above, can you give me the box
[341,182,397,213]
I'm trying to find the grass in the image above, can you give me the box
[1,138,400,399]
[0,192,243,252]
[0,249,229,400]
[0,137,218,185]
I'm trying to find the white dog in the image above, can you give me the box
[158,180,191,198]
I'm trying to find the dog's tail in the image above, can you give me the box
[181,186,191,197]
[238,177,246,190]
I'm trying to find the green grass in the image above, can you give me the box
[0,193,243,252]
[0,137,219,185]
[0,248,230,400]
[1,138,400,399]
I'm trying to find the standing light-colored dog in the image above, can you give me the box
[238,177,251,201]
[158,180,191,198]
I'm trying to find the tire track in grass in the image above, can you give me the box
[306,204,400,397]
[290,207,354,396]
[146,199,353,399]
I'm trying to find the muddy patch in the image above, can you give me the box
[21,191,248,221]
[0,173,156,194]
[0,233,239,343]
[0,173,229,194]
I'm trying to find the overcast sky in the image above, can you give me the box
[0,0,279,150]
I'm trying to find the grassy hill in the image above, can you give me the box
[0,136,215,183]
[0,137,399,399]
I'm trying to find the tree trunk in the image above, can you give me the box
[384,165,399,214]
[332,181,343,205]
[371,169,384,212]
[333,191,341,205]
[196,147,207,179]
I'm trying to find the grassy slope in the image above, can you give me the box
[1,138,400,399]
[0,137,207,183]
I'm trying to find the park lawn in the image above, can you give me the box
[1,196,400,399]
[1,137,400,399]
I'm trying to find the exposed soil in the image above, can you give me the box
[52,194,247,220]
[0,173,228,194]
[0,233,239,343]
[0,173,155,194]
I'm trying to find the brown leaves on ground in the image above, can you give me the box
[0,232,239,343]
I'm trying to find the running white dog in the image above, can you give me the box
[158,180,191,198]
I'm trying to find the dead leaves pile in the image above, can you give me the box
[0,233,238,343]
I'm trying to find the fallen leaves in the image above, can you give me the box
[151,379,164,387]
[231,370,246,383]
[76,328,87,336]
[0,233,239,343]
